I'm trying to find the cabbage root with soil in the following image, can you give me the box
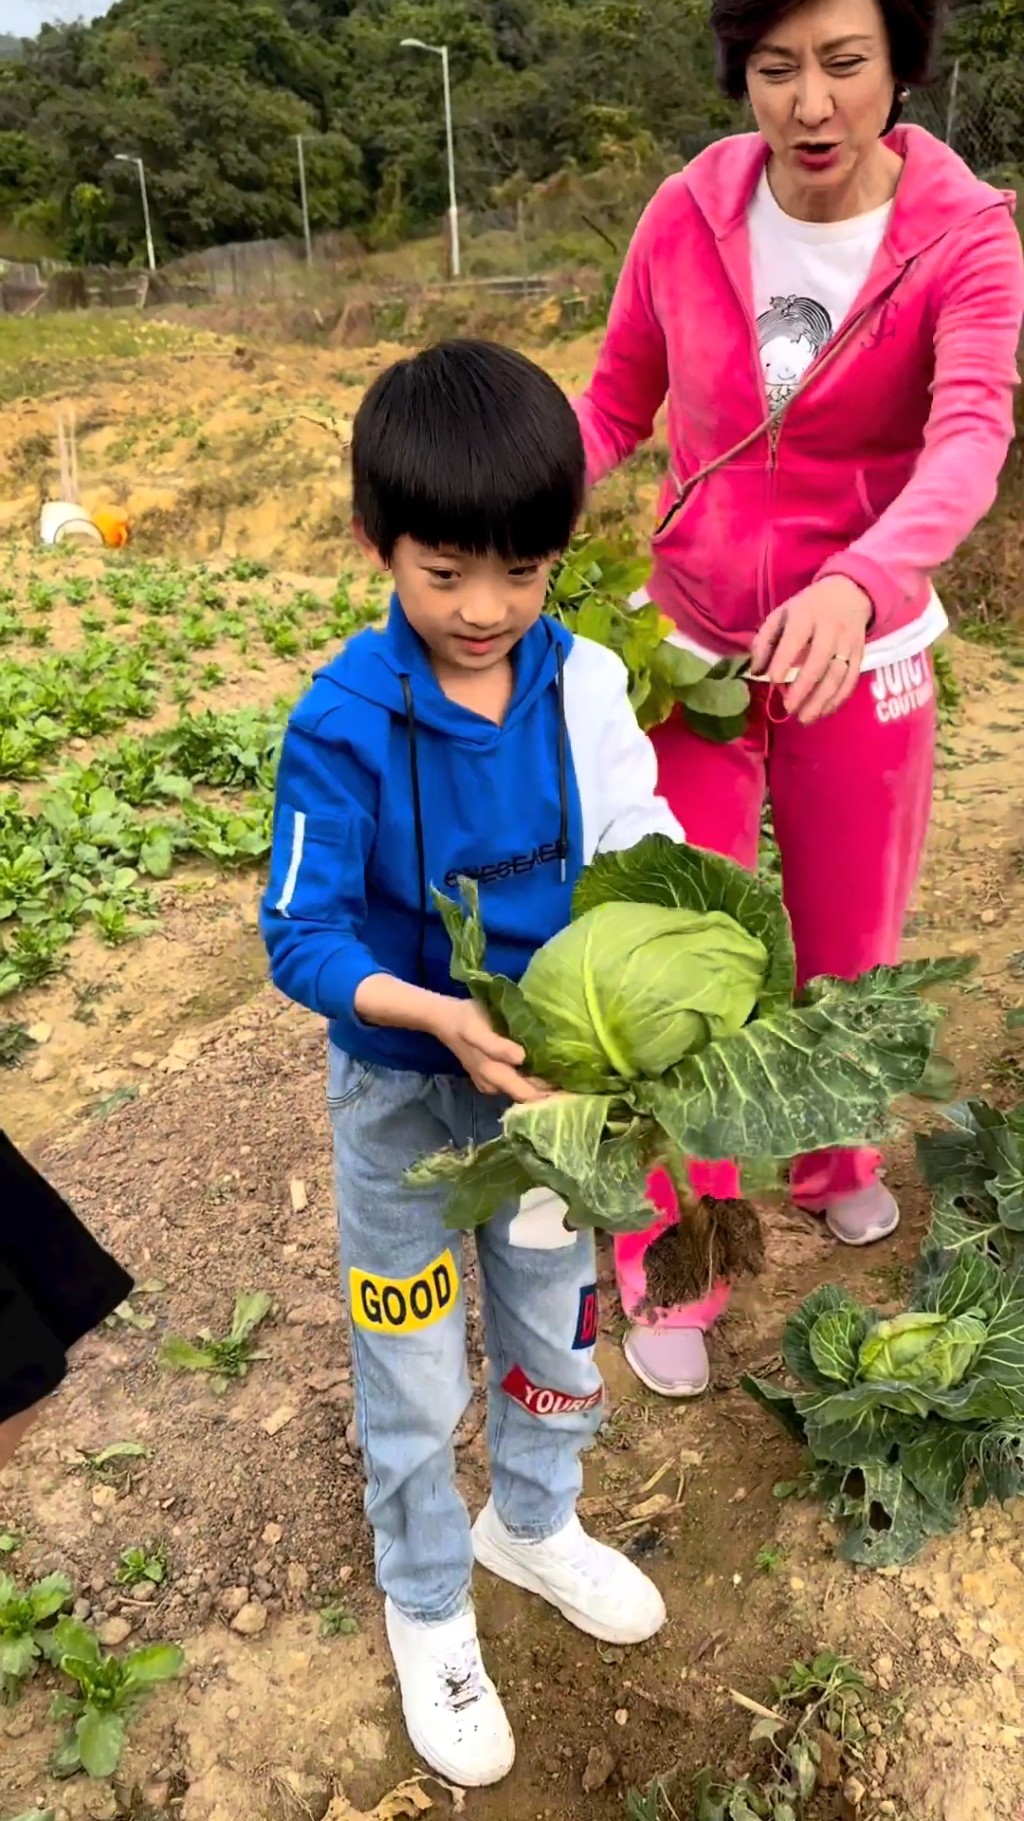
[408,835,971,1292]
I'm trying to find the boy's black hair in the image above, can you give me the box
[711,0,944,131]
[352,339,586,563]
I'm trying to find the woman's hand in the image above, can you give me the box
[750,577,873,725]
[430,999,550,1103]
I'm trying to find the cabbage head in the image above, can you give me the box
[518,901,768,1081]
[858,1309,988,1390]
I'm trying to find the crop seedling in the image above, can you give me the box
[0,1572,71,1700]
[410,835,972,1305]
[116,1545,168,1589]
[0,1022,34,1068]
[693,1654,867,1820]
[625,1780,680,1819]
[0,1534,21,1556]
[320,1604,359,1638]
[47,1617,184,1778]
[161,1291,273,1390]
[77,1442,149,1475]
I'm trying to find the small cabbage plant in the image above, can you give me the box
[409,835,971,1239]
[744,1246,1024,1567]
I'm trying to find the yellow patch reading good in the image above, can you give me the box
[349,1250,458,1336]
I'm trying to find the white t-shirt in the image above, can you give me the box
[635,170,946,672]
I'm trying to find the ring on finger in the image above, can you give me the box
[830,653,852,669]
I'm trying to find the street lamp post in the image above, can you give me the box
[400,37,460,279]
[114,153,156,273]
[296,135,314,266]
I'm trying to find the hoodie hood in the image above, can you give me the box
[684,124,1016,263]
[314,593,573,741]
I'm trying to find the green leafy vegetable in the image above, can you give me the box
[519,901,768,1081]
[858,1309,987,1389]
[742,1250,1024,1567]
[0,1571,71,1699]
[411,835,971,1242]
[115,1545,168,1589]
[160,1290,273,1391]
[690,1653,868,1821]
[47,1618,184,1779]
[916,1097,1024,1269]
[546,534,750,740]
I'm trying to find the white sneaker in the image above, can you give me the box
[384,1599,515,1788]
[472,1498,667,1646]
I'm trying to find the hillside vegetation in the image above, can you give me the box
[0,0,1019,268]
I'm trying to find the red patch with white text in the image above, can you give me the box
[501,1364,603,1419]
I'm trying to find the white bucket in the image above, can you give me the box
[40,500,102,546]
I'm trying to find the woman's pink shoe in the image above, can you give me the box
[623,1325,710,1397]
[805,1182,900,1247]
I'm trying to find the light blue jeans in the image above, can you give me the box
[329,1045,603,1624]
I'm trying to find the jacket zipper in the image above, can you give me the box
[655,268,907,545]
[761,417,780,618]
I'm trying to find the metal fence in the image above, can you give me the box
[903,60,1024,183]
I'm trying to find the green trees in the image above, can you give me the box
[1,0,1017,266]
[0,0,723,264]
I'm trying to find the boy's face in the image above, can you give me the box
[384,537,554,675]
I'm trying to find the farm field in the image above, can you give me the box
[1,311,1024,1821]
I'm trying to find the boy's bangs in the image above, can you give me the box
[392,462,579,564]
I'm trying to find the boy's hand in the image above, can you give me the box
[431,1000,549,1103]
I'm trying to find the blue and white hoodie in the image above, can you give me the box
[261,596,683,1075]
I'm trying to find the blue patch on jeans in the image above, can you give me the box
[573,1284,599,1350]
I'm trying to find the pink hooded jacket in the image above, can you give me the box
[575,126,1024,651]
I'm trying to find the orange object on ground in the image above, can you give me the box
[92,507,130,548]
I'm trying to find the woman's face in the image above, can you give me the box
[746,0,896,194]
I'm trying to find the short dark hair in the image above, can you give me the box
[352,339,586,563]
[710,0,944,107]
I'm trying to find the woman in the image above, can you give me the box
[575,0,1024,1397]
[0,1132,131,1472]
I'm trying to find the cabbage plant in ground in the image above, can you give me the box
[742,1247,1024,1568]
[916,1096,1024,1268]
[408,835,971,1257]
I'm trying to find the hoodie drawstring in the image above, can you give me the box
[400,675,428,986]
[555,647,568,885]
[399,651,572,987]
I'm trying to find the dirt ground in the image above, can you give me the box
[2,314,1024,1821]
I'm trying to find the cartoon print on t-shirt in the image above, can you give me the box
[756,295,833,410]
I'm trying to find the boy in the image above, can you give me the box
[261,340,683,1787]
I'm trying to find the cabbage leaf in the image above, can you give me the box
[411,835,972,1237]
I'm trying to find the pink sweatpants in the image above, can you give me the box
[615,657,936,1330]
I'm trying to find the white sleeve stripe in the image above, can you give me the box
[275,809,307,917]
